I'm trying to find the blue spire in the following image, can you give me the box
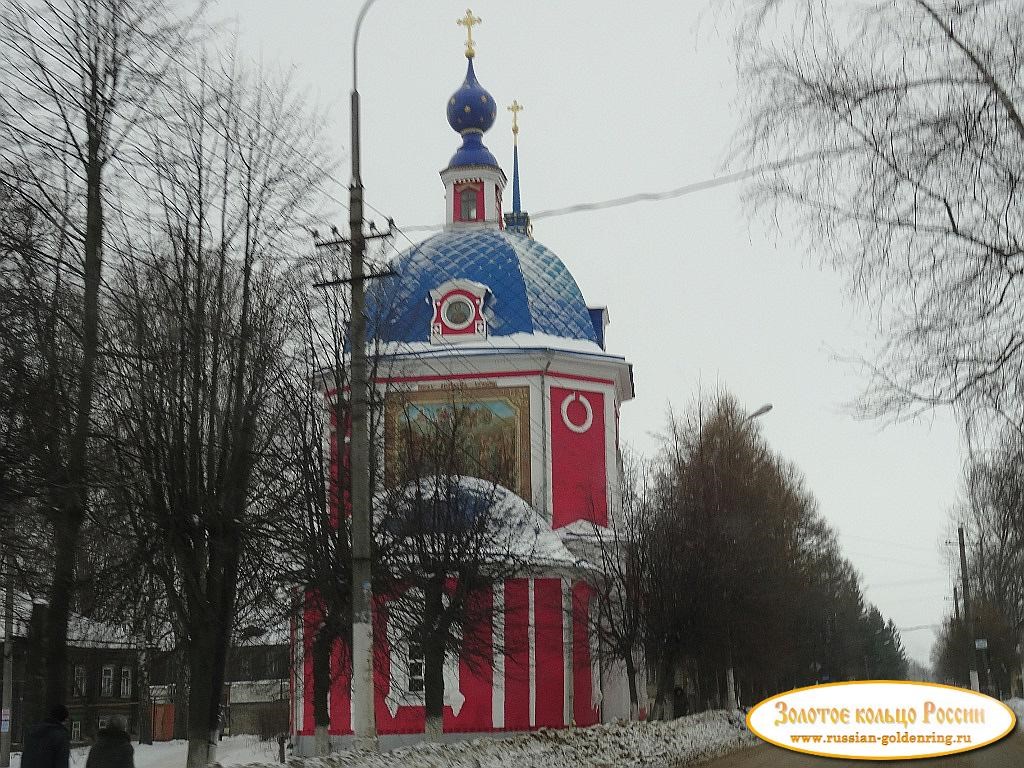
[512,142,521,214]
[504,100,531,237]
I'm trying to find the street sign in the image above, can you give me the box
[975,638,988,650]
[1,707,10,733]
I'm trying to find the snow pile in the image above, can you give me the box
[240,712,755,768]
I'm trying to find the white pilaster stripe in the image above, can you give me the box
[492,582,505,729]
[528,578,536,728]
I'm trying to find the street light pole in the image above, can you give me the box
[723,402,772,712]
[349,0,378,749]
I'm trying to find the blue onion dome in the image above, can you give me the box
[446,58,499,169]
[366,230,601,347]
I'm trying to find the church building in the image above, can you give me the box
[292,10,637,750]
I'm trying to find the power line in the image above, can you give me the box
[395,148,850,233]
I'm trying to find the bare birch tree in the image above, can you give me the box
[734,0,1024,425]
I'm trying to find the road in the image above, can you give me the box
[698,730,1024,767]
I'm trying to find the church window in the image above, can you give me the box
[429,280,489,344]
[458,185,479,221]
[407,640,424,693]
[442,296,474,330]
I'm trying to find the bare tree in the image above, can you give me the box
[588,448,654,720]
[633,392,901,715]
[103,58,329,768]
[270,246,356,756]
[734,0,1024,425]
[0,0,201,709]
[378,394,539,741]
[941,426,1024,693]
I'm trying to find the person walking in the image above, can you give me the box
[85,716,134,768]
[21,705,71,768]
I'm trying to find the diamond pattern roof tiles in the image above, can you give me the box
[367,230,599,346]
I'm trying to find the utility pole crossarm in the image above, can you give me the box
[312,269,397,290]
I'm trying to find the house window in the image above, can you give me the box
[73,665,87,698]
[101,666,114,697]
[120,668,132,699]
[98,717,108,731]
[71,721,81,741]
[407,640,424,693]
[459,186,479,221]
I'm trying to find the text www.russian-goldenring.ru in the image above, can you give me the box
[789,732,973,747]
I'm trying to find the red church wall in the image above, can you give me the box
[297,578,595,738]
[533,578,564,728]
[550,387,608,528]
[503,579,530,730]
[572,581,599,726]
[444,588,493,732]
[328,406,351,525]
[328,639,352,735]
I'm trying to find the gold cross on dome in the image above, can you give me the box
[508,100,524,139]
[457,9,482,58]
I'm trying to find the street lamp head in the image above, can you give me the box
[748,403,773,421]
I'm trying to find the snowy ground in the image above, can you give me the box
[10,734,280,768]
[263,712,753,768]
[9,713,753,768]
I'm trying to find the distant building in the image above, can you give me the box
[146,638,289,741]
[1,599,141,746]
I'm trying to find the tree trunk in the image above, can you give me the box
[139,648,152,745]
[652,654,674,721]
[423,587,445,743]
[312,628,331,756]
[45,140,104,711]
[173,654,190,741]
[624,651,640,720]
[185,634,215,768]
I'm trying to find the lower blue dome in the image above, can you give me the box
[367,230,599,346]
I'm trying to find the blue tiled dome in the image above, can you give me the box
[367,230,599,346]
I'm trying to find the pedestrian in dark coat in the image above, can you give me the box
[21,705,71,768]
[85,716,134,768]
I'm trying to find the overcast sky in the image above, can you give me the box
[214,0,963,665]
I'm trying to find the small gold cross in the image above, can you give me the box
[508,100,524,139]
[457,9,482,58]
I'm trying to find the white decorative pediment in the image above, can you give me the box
[429,279,490,344]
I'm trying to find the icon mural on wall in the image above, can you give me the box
[384,385,532,500]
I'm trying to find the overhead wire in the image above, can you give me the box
[393,147,855,234]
